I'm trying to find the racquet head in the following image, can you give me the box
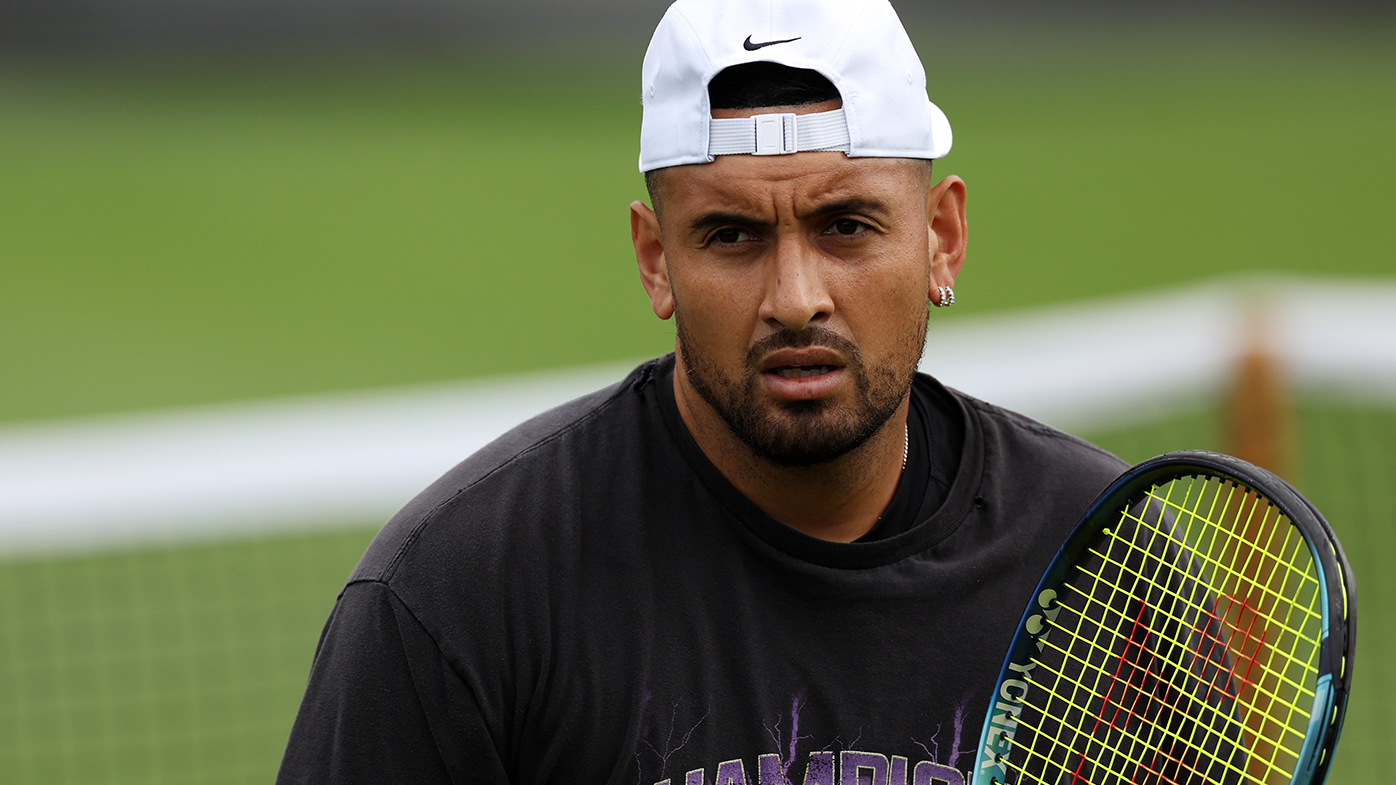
[973,450,1355,785]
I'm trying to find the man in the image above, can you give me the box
[277,1,1126,782]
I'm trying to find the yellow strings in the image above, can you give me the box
[1003,476,1322,785]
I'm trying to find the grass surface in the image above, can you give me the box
[0,525,379,784]
[2,23,1393,425]
[1,19,1392,784]
[0,398,1388,783]
[0,57,656,423]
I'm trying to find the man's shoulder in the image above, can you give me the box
[964,391,1121,462]
[922,376,1130,552]
[350,357,672,584]
[430,360,661,486]
[923,375,1127,488]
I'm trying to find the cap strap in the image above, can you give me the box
[708,108,851,157]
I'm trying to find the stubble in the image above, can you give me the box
[676,309,928,467]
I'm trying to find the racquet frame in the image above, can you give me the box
[973,451,1355,785]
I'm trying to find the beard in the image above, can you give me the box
[676,310,928,468]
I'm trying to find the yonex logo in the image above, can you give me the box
[743,35,801,51]
[1025,587,1060,651]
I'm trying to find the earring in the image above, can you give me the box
[934,285,956,308]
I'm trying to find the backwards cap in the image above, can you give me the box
[638,0,952,173]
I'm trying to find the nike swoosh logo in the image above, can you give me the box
[743,35,802,51]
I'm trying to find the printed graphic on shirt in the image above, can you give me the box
[635,691,978,785]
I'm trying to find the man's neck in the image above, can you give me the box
[672,367,910,544]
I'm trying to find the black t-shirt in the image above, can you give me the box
[277,355,1126,785]
[857,379,963,542]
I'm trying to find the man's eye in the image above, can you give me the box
[713,228,751,244]
[829,219,868,236]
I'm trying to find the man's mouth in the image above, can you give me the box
[772,364,838,379]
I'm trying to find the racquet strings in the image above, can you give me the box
[1007,474,1323,785]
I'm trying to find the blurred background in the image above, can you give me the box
[1,0,1392,781]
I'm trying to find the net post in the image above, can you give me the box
[1227,293,1295,483]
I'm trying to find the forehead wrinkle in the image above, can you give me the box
[697,171,873,218]
[663,154,922,236]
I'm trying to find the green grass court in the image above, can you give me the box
[1,20,1393,783]
[2,25,1392,424]
[3,402,1389,783]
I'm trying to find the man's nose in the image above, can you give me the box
[759,237,834,333]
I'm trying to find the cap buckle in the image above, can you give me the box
[752,113,798,156]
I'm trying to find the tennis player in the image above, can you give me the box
[277,1,1126,782]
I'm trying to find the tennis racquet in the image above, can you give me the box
[973,450,1355,785]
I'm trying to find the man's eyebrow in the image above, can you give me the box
[801,198,891,220]
[687,211,764,234]
[686,199,891,234]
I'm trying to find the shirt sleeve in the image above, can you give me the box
[276,579,510,784]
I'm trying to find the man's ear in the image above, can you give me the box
[926,175,968,293]
[631,200,674,320]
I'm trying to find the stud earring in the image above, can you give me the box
[934,285,955,308]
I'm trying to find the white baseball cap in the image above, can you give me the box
[638,0,953,173]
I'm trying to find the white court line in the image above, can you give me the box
[2,276,1393,554]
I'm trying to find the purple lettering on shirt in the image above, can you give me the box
[716,759,750,785]
[758,753,789,785]
[803,751,834,785]
[912,760,965,785]
[889,755,908,785]
[841,751,889,785]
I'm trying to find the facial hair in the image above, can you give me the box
[677,310,928,467]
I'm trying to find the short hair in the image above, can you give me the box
[707,62,841,111]
[644,62,931,219]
